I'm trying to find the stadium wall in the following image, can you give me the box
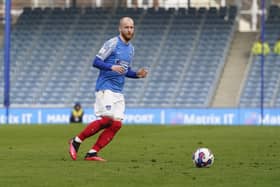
[0,108,280,125]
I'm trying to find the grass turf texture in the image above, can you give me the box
[0,125,279,187]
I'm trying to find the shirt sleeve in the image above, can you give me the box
[125,67,138,78]
[93,56,112,71]
[96,37,118,61]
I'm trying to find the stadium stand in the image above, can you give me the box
[0,6,236,108]
[239,5,280,108]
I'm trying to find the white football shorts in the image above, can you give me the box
[94,90,125,120]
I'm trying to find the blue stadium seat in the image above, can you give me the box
[1,6,237,107]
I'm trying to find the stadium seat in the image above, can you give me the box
[239,11,280,108]
[1,6,237,108]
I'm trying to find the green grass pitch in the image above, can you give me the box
[0,125,279,187]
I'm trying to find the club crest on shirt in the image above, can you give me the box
[105,105,112,111]
[116,60,129,73]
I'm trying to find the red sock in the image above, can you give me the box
[92,120,122,152]
[77,116,113,141]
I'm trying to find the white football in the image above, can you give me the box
[192,147,214,168]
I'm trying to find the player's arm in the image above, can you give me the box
[126,67,148,78]
[93,56,112,70]
[93,37,126,73]
[93,57,127,74]
[93,38,115,71]
[125,67,138,78]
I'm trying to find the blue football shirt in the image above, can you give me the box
[95,36,134,93]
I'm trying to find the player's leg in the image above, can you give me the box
[84,119,122,161]
[84,92,125,161]
[69,91,114,160]
[77,116,113,141]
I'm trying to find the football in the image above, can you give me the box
[192,147,214,168]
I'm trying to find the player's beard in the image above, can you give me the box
[121,31,134,42]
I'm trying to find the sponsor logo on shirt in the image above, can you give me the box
[116,60,129,73]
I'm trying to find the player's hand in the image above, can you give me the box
[111,65,126,74]
[137,68,148,78]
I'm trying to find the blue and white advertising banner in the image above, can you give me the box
[239,108,280,125]
[0,108,280,125]
[164,108,237,125]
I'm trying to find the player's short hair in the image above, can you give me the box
[119,17,134,27]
